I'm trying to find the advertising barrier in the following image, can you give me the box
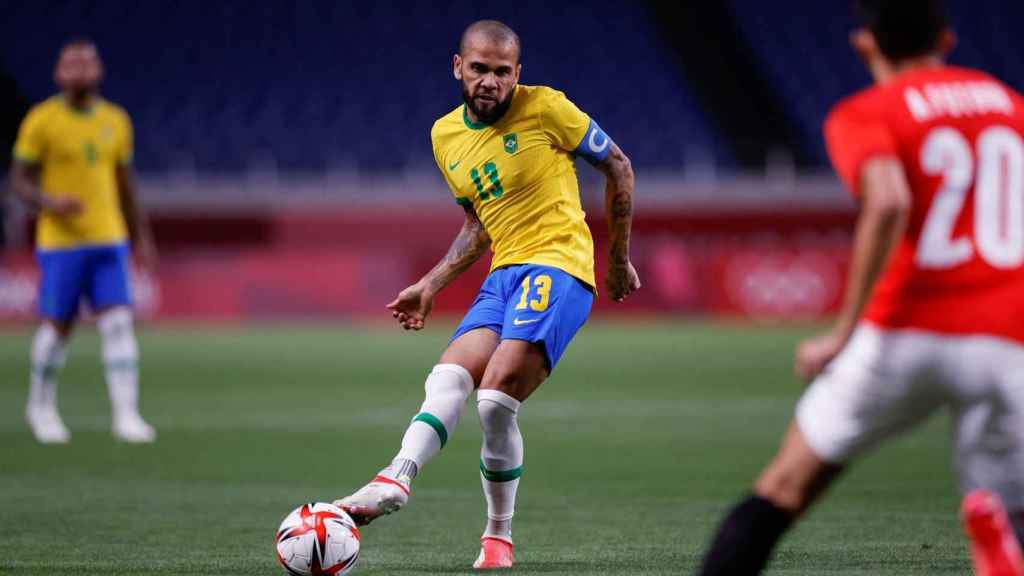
[0,205,855,323]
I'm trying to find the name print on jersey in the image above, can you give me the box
[905,81,1014,122]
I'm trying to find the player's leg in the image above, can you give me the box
[697,326,941,575]
[90,243,154,443]
[697,424,842,575]
[338,328,497,524]
[952,337,1024,574]
[473,265,593,569]
[26,319,75,443]
[472,339,546,570]
[391,327,499,473]
[26,248,84,444]
[337,277,505,525]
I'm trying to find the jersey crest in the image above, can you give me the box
[503,133,518,154]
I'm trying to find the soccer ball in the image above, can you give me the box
[275,502,361,575]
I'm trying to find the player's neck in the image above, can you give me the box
[873,55,945,84]
[62,91,97,113]
[465,104,506,126]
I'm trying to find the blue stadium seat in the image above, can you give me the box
[1,0,731,174]
[728,0,1024,165]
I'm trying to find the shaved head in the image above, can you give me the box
[459,20,521,62]
[62,37,98,53]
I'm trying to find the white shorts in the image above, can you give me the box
[796,324,1024,509]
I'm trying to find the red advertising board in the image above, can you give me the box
[0,207,855,322]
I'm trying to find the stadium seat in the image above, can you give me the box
[0,0,730,175]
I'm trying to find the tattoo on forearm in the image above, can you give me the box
[600,143,635,267]
[610,195,632,220]
[605,184,633,265]
[425,219,490,292]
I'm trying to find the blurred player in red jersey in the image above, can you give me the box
[697,1,1024,574]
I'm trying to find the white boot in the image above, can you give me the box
[335,473,411,526]
[26,404,70,444]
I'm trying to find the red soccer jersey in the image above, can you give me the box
[825,66,1024,342]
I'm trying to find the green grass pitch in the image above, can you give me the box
[0,321,971,575]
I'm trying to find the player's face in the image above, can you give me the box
[55,44,103,95]
[454,38,520,124]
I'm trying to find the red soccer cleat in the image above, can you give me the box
[473,536,514,570]
[962,490,1024,576]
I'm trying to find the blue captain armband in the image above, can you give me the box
[573,119,613,165]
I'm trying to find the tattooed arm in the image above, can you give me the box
[386,204,491,330]
[597,142,640,302]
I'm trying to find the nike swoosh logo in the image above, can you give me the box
[512,317,542,326]
[448,160,461,171]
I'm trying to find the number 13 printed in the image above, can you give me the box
[515,275,552,312]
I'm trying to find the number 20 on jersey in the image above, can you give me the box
[918,125,1024,269]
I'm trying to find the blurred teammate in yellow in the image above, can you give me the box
[10,39,157,444]
[337,20,640,569]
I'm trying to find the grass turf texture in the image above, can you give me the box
[0,322,970,575]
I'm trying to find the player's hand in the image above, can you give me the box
[386,282,434,331]
[794,328,850,382]
[606,260,641,303]
[43,196,84,217]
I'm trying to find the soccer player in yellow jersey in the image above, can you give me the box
[10,39,157,444]
[337,20,639,569]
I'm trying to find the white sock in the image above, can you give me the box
[393,364,474,473]
[477,389,523,541]
[27,323,67,412]
[98,308,141,422]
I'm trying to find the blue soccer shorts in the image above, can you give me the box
[451,264,594,370]
[36,242,133,323]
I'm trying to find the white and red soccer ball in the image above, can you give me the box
[275,502,361,575]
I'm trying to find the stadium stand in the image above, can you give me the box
[0,0,730,174]
[728,0,1024,164]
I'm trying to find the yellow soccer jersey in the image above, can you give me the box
[432,84,605,287]
[13,96,132,250]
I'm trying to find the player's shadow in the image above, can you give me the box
[384,558,669,574]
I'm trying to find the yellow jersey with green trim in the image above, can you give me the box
[13,96,133,250]
[431,85,596,287]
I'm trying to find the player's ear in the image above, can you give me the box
[850,28,877,65]
[938,29,957,58]
[514,63,521,83]
[453,54,463,81]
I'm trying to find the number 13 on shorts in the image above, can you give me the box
[516,275,552,312]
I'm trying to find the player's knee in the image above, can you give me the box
[426,363,475,401]
[477,389,520,435]
[98,307,133,333]
[481,355,532,393]
[45,319,74,339]
[438,353,487,386]
[477,400,504,433]
[97,307,137,355]
[480,367,525,400]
